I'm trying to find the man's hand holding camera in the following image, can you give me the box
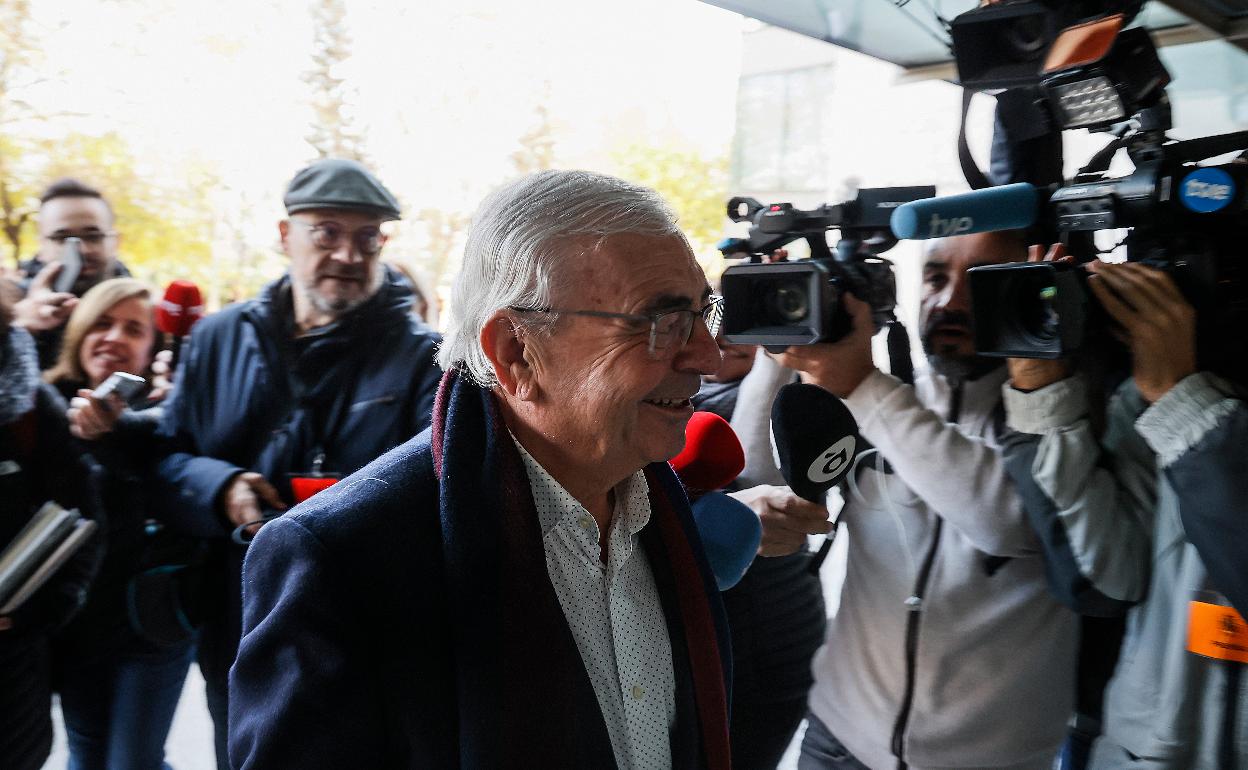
[1007,244,1197,403]
[773,292,877,399]
[1086,260,1196,402]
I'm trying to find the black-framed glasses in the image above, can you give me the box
[45,231,116,245]
[290,219,385,256]
[510,295,724,358]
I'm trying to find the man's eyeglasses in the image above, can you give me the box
[510,295,724,358]
[290,219,385,257]
[45,232,116,246]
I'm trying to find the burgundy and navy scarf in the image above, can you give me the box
[430,369,731,769]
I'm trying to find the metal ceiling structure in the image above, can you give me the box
[699,0,1248,82]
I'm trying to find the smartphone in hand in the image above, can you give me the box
[92,372,146,403]
[52,237,84,294]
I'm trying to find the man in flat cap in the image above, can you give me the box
[154,158,443,769]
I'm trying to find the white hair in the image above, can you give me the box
[438,169,686,386]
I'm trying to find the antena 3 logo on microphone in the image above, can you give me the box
[927,214,974,238]
[807,435,856,485]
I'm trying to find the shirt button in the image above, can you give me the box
[631,685,644,700]
[578,515,594,531]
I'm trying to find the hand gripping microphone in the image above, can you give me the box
[155,280,205,370]
[771,383,861,573]
[670,412,761,591]
[889,183,1042,240]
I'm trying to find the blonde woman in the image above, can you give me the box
[46,277,199,770]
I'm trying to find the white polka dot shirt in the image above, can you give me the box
[513,440,677,770]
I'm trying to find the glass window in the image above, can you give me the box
[732,65,834,192]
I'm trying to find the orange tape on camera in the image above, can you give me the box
[1188,601,1248,663]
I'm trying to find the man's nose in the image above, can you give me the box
[329,240,365,264]
[676,316,722,376]
[103,323,125,342]
[939,272,971,313]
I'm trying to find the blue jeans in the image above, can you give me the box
[59,640,195,770]
[799,714,872,770]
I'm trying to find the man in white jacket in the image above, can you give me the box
[731,231,1079,770]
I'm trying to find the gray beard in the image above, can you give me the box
[300,268,383,319]
[926,352,1003,385]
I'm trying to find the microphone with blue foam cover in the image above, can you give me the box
[670,411,761,591]
[890,183,1041,241]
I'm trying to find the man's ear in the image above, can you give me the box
[278,219,291,255]
[481,311,538,400]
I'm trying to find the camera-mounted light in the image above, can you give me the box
[1041,19,1170,131]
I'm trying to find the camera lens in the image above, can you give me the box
[1001,273,1060,345]
[767,282,809,323]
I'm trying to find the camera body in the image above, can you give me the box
[969,129,1248,359]
[946,0,1248,360]
[718,186,934,350]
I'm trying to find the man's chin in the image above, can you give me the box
[926,351,1002,383]
[308,290,364,317]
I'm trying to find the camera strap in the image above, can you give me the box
[885,321,914,386]
[958,88,991,191]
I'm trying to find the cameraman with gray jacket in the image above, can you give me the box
[733,231,1080,770]
[1003,252,1248,769]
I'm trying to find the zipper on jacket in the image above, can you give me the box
[889,382,962,770]
[890,518,944,770]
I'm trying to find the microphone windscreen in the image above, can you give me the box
[771,383,860,503]
[670,411,745,494]
[890,183,1039,240]
[690,491,762,591]
[156,280,205,337]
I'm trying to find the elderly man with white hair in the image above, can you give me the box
[228,169,732,770]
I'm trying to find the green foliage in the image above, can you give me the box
[2,131,281,305]
[611,142,730,278]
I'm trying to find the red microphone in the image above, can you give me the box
[156,280,204,337]
[670,411,746,496]
[670,411,760,590]
[155,280,205,370]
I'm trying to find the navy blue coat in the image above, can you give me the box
[155,269,442,684]
[229,429,732,769]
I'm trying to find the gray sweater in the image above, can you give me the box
[734,352,1078,770]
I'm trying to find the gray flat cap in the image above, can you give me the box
[283,159,402,220]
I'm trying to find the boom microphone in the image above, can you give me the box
[155,280,205,370]
[889,183,1042,240]
[671,412,760,591]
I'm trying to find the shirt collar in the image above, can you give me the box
[510,435,652,540]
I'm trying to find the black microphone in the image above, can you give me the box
[771,383,861,573]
